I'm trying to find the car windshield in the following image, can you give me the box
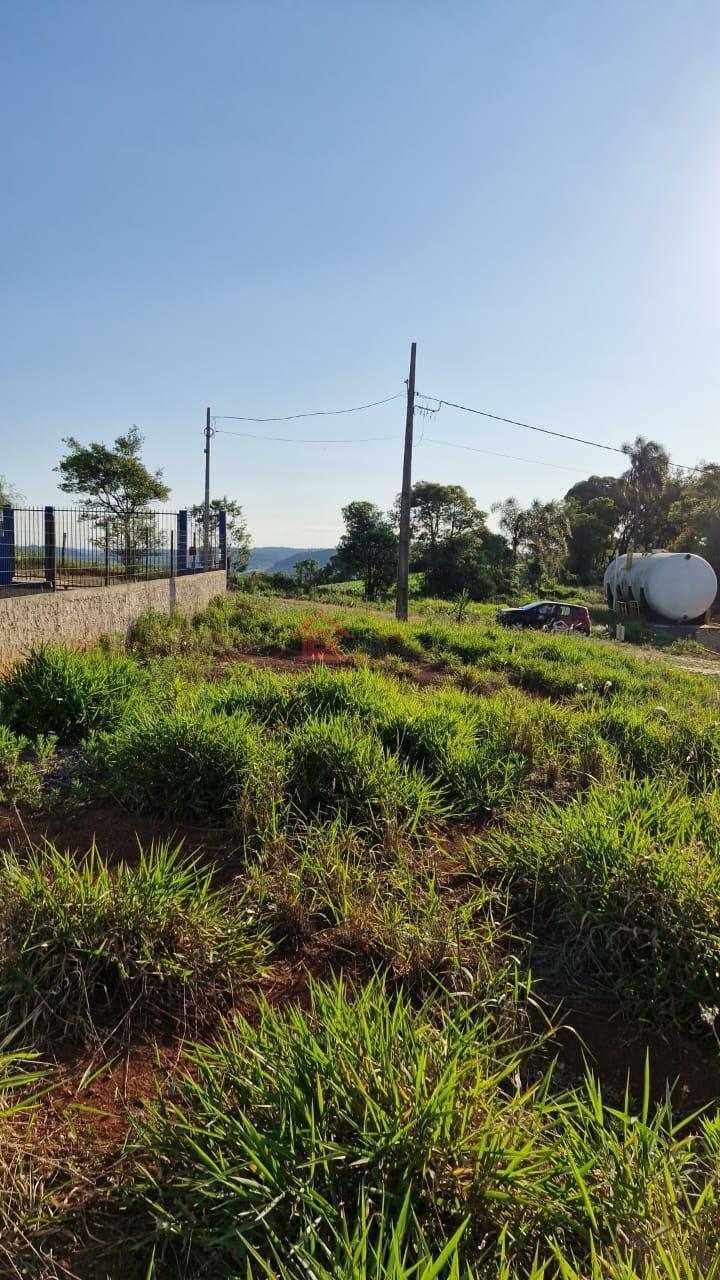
[522,601,549,611]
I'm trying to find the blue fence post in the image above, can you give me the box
[0,506,15,586]
[44,506,56,590]
[177,510,188,575]
[218,509,227,572]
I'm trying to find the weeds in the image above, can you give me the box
[286,713,446,836]
[127,606,198,657]
[4,593,720,1274]
[0,842,266,1044]
[127,977,720,1278]
[253,820,509,995]
[471,775,720,1024]
[0,725,49,808]
[1,645,138,742]
[97,696,283,828]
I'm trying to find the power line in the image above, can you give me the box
[213,391,404,424]
[214,427,398,444]
[416,392,698,473]
[215,422,586,473]
[211,383,700,474]
[417,392,625,455]
[423,437,587,474]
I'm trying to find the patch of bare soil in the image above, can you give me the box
[552,1003,720,1115]
[210,649,454,692]
[0,803,242,875]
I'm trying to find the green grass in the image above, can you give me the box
[0,842,266,1044]
[252,819,509,994]
[0,644,139,742]
[286,712,446,836]
[471,775,720,1025]
[0,1045,53,1277]
[4,591,720,1276]
[127,977,720,1279]
[96,694,283,829]
[0,724,52,808]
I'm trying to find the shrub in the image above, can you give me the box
[0,842,266,1044]
[286,714,444,835]
[127,607,197,658]
[98,698,283,828]
[472,775,720,1025]
[127,978,720,1278]
[0,645,138,742]
[0,726,44,808]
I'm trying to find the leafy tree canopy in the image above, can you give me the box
[56,426,170,516]
[564,496,619,582]
[668,463,720,579]
[491,497,527,563]
[0,475,22,507]
[294,558,322,589]
[402,481,486,549]
[619,435,671,552]
[328,501,397,600]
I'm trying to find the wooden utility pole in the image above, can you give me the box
[395,342,416,621]
[203,407,212,568]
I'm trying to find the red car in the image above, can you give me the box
[496,600,591,635]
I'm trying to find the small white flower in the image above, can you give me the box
[699,1004,719,1027]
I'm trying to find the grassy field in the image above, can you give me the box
[0,590,719,1277]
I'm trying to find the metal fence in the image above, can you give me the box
[0,507,227,591]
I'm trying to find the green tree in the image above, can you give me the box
[328,501,397,600]
[491,497,527,566]
[56,427,170,572]
[669,463,720,580]
[57,426,169,515]
[523,500,570,590]
[619,436,670,551]
[562,475,626,581]
[0,475,21,507]
[190,497,251,573]
[399,481,509,599]
[294,557,322,591]
[564,495,621,581]
[404,481,485,550]
[563,474,625,512]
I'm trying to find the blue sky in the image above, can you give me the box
[2,1,719,545]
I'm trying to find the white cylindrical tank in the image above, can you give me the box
[603,550,717,622]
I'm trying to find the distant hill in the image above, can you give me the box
[246,547,335,575]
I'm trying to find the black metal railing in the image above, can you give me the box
[0,507,227,591]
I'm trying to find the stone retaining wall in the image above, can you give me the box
[0,571,226,667]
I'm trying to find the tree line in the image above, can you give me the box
[3,428,717,601]
[321,435,720,600]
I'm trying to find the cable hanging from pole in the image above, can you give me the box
[213,428,398,444]
[213,391,404,424]
[416,392,698,472]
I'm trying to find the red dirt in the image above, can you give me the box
[553,1004,720,1115]
[210,650,354,676]
[0,803,241,873]
[16,1038,181,1165]
[3,799,718,1119]
[209,649,452,690]
[5,947,719,1279]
